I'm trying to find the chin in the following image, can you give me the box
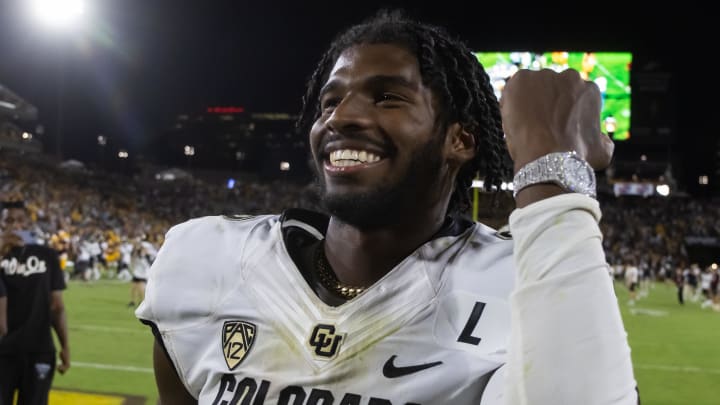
[322,187,405,230]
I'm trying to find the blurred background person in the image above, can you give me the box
[0,195,70,405]
[625,259,640,306]
[128,237,156,308]
[674,268,685,305]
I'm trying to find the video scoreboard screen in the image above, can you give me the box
[474,51,632,141]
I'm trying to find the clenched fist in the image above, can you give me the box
[499,68,614,173]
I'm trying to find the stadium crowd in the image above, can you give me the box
[1,150,718,309]
[0,151,318,283]
[599,194,720,309]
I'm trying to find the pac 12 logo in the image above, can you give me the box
[222,320,256,370]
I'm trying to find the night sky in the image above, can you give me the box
[0,1,715,187]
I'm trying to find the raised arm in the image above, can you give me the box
[500,68,637,404]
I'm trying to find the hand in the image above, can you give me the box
[499,68,614,173]
[57,347,70,374]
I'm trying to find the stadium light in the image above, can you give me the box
[471,180,514,191]
[30,0,86,29]
[28,0,89,159]
[656,184,670,197]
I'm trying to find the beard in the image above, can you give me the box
[314,136,445,230]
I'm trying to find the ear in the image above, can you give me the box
[444,123,476,166]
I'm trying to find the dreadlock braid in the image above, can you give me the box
[296,9,510,216]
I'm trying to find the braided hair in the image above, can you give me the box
[297,9,510,215]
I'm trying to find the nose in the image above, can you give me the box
[326,94,373,133]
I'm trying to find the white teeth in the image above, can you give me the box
[328,149,382,166]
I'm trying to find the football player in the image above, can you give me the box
[137,9,637,404]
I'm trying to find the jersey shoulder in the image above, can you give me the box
[442,222,515,297]
[135,214,279,330]
[467,221,515,263]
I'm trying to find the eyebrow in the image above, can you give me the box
[319,80,342,100]
[364,75,418,91]
[319,75,419,99]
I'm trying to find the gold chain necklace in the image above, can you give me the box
[315,241,365,300]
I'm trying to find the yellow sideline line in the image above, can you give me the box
[48,390,127,405]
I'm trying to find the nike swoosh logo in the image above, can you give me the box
[382,355,443,378]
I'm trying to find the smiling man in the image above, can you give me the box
[136,9,637,405]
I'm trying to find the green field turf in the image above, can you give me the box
[49,279,719,404]
[52,280,157,404]
[615,281,720,405]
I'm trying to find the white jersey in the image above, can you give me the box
[625,266,639,284]
[137,194,637,405]
[120,242,134,265]
[87,241,102,257]
[77,241,92,262]
[700,272,712,290]
[131,242,157,280]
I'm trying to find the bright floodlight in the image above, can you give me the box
[656,184,670,197]
[31,0,85,28]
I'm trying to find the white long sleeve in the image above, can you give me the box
[504,194,637,405]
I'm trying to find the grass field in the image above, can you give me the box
[47,279,719,404]
[51,280,156,404]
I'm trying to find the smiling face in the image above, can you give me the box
[309,43,459,229]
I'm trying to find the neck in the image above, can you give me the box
[323,208,447,288]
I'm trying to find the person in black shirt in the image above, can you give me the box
[0,284,6,337]
[0,197,70,405]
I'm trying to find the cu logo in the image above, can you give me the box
[308,324,344,360]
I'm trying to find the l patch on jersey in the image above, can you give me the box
[222,320,256,370]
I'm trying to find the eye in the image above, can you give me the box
[376,93,405,106]
[320,97,341,111]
